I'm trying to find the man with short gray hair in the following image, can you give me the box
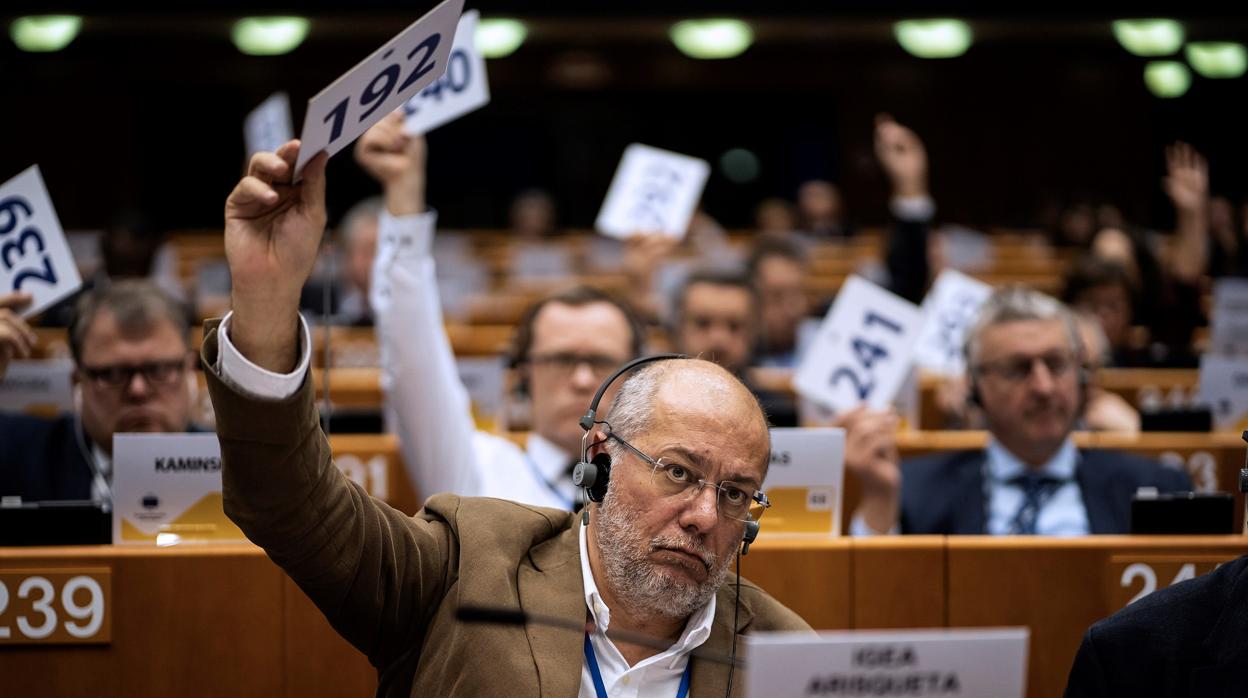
[846,286,1190,535]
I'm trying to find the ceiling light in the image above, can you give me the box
[1112,19,1184,57]
[1186,42,1247,79]
[1144,61,1191,98]
[232,17,309,56]
[10,15,82,52]
[476,18,527,59]
[894,19,972,59]
[670,19,753,60]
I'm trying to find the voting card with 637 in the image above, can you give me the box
[294,0,464,178]
[0,165,82,317]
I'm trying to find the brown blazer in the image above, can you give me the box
[202,323,811,697]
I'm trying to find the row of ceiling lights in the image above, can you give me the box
[10,15,1245,97]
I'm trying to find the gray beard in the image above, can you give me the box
[593,487,732,621]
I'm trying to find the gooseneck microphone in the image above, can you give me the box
[455,605,744,668]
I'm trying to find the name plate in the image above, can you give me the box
[0,568,111,645]
[746,628,1029,698]
[112,433,246,545]
[456,356,504,431]
[0,359,73,415]
[764,428,845,536]
[1108,554,1234,608]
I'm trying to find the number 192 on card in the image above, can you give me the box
[293,0,463,177]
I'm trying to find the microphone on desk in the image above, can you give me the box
[455,604,744,668]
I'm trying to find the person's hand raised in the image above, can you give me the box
[0,292,35,381]
[355,111,427,216]
[874,114,929,199]
[1162,141,1209,216]
[224,140,328,371]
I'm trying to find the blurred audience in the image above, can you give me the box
[796,179,850,237]
[668,267,797,426]
[509,188,558,238]
[754,197,798,234]
[300,196,382,326]
[746,234,810,368]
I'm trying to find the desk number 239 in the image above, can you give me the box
[831,311,902,399]
[0,196,58,291]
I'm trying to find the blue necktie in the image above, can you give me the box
[1008,472,1063,535]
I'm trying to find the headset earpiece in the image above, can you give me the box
[573,452,612,504]
[741,516,760,555]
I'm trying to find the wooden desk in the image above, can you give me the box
[1,537,1242,697]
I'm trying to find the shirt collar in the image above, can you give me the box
[577,522,717,667]
[986,436,1078,483]
[527,432,574,481]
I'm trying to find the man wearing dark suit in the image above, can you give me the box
[212,140,809,696]
[1064,555,1248,696]
[0,280,196,505]
[845,286,1191,535]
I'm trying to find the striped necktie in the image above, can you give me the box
[1008,471,1063,535]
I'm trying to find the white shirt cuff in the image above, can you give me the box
[378,210,438,261]
[216,311,312,400]
[890,195,936,223]
[849,511,899,537]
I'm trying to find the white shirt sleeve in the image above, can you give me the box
[215,311,312,400]
[371,209,489,498]
[848,511,900,537]
[889,195,936,223]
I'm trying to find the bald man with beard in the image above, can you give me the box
[205,139,808,697]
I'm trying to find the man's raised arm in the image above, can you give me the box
[207,140,450,671]
[357,113,487,498]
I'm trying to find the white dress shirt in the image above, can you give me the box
[578,523,714,698]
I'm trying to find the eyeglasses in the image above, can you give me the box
[974,351,1076,384]
[607,432,771,523]
[529,352,623,378]
[79,359,186,390]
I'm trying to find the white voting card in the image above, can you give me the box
[0,165,82,317]
[402,10,490,135]
[244,92,293,158]
[794,275,923,413]
[294,0,464,177]
[595,144,710,240]
[914,269,992,376]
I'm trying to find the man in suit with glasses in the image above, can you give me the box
[0,279,198,506]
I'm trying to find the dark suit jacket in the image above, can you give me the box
[899,448,1193,534]
[201,323,810,698]
[0,413,94,501]
[1064,555,1248,697]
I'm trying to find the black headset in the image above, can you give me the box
[570,353,763,555]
